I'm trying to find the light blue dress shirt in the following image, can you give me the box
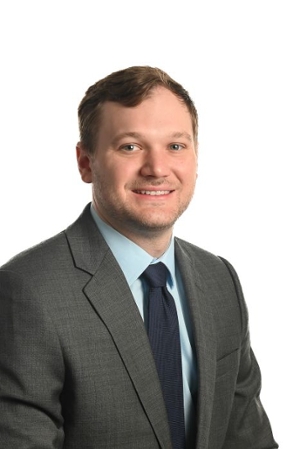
[90,205,197,444]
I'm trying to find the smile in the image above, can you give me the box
[136,190,171,196]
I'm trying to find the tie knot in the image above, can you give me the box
[142,262,168,288]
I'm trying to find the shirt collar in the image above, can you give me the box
[90,204,175,287]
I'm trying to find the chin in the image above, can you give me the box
[131,215,179,233]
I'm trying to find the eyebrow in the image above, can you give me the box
[170,132,193,142]
[111,131,193,145]
[111,132,144,145]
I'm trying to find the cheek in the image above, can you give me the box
[96,162,135,192]
[108,160,138,183]
[177,162,197,184]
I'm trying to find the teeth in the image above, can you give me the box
[138,190,170,196]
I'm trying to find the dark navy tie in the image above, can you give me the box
[143,262,185,449]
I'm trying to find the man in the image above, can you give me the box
[0,66,278,448]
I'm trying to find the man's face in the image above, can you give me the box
[77,87,198,240]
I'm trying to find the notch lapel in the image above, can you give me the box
[175,238,217,449]
[65,205,172,449]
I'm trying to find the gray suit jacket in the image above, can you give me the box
[0,205,278,448]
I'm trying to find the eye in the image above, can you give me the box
[170,143,184,151]
[121,144,137,151]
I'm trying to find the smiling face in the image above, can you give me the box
[77,86,198,245]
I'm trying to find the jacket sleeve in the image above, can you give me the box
[0,269,65,449]
[219,257,279,449]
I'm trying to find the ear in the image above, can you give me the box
[76,142,93,184]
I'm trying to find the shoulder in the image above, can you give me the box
[0,231,73,301]
[175,236,242,286]
[175,236,228,272]
[0,204,89,286]
[0,231,69,274]
[175,237,248,331]
[0,204,94,276]
[0,204,108,299]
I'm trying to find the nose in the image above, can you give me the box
[140,148,171,178]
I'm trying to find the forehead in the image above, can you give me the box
[99,87,194,135]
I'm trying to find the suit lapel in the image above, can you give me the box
[65,205,171,449]
[175,239,217,449]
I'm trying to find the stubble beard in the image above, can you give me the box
[93,186,195,239]
[92,172,196,239]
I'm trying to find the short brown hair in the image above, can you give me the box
[78,66,198,153]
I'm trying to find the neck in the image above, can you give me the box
[92,204,173,258]
[123,230,172,258]
[107,222,173,258]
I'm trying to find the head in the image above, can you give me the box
[78,66,198,154]
[77,66,199,252]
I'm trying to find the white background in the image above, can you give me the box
[1,1,299,446]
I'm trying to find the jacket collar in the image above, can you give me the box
[65,205,217,449]
[65,204,172,448]
[175,238,217,449]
